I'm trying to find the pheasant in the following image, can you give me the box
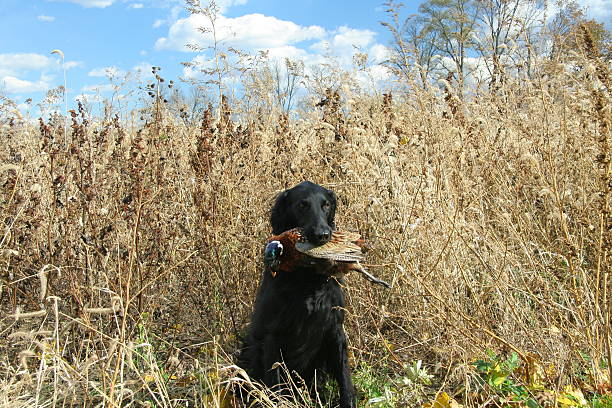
[264,228,391,288]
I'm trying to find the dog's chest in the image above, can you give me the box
[276,284,345,346]
[303,284,341,315]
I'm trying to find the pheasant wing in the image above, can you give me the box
[295,230,365,262]
[330,230,362,242]
[297,241,364,262]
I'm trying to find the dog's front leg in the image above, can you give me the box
[262,336,287,396]
[328,331,356,408]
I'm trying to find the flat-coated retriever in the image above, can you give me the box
[237,181,356,408]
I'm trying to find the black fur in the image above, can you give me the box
[237,181,356,408]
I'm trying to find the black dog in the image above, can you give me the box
[237,181,356,408]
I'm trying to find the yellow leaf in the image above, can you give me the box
[423,392,463,408]
[520,353,547,387]
[437,392,451,405]
[143,373,156,383]
[557,386,587,407]
[490,364,507,386]
[557,397,574,406]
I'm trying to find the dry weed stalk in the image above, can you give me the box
[0,42,610,406]
[579,23,611,387]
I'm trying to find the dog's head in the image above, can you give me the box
[270,181,336,245]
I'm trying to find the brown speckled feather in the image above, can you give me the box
[295,230,367,262]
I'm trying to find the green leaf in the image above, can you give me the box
[488,364,508,387]
[526,398,541,408]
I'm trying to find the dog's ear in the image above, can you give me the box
[326,189,337,229]
[270,190,291,234]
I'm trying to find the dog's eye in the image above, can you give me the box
[322,202,331,211]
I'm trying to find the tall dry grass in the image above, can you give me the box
[0,36,610,407]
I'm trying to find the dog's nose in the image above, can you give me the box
[316,230,331,243]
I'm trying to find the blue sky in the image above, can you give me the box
[1,0,406,113]
[1,0,610,114]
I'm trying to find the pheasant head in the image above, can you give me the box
[263,228,306,276]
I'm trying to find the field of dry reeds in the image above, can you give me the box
[0,30,610,407]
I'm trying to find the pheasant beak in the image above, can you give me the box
[270,269,277,278]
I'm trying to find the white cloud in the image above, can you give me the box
[53,0,116,7]
[367,44,389,64]
[578,0,612,23]
[182,56,245,86]
[367,64,392,81]
[64,61,83,69]
[167,11,392,88]
[331,26,377,49]
[181,54,215,80]
[0,53,82,95]
[17,102,32,111]
[153,5,181,28]
[129,2,143,9]
[37,15,56,22]
[265,45,310,61]
[81,83,116,92]
[133,62,154,78]
[156,13,325,52]
[310,26,377,59]
[158,11,390,80]
[88,66,126,78]
[217,0,248,12]
[0,52,79,77]
[75,93,102,102]
[1,76,52,93]
[354,64,393,91]
[0,53,78,76]
[307,26,389,71]
[0,53,53,76]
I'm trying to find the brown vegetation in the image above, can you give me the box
[0,28,610,407]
